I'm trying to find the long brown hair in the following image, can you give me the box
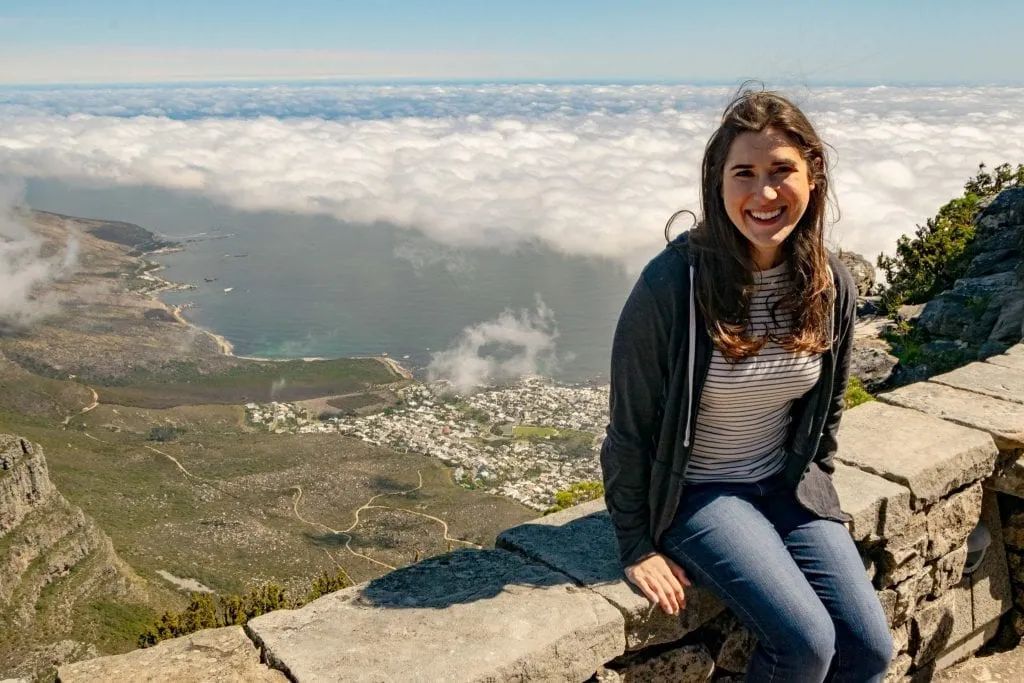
[667,86,834,362]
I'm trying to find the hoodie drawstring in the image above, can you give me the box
[683,265,696,448]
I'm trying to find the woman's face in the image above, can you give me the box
[721,128,815,270]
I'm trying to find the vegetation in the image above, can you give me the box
[881,320,967,375]
[544,481,604,515]
[512,425,559,438]
[138,569,351,647]
[843,377,874,410]
[876,163,1024,316]
[95,357,399,409]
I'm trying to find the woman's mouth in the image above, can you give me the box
[746,206,785,227]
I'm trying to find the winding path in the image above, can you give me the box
[289,470,480,573]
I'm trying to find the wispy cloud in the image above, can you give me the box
[0,180,77,329]
[427,297,562,393]
[0,84,1022,269]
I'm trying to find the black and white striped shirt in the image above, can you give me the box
[685,262,822,483]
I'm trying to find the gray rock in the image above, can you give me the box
[834,402,998,507]
[715,625,757,674]
[969,491,1013,630]
[918,187,1024,350]
[246,548,625,682]
[619,644,715,683]
[930,361,1024,405]
[58,627,285,683]
[926,483,983,560]
[911,582,973,667]
[989,454,1024,502]
[833,462,913,542]
[877,379,1024,450]
[837,250,877,296]
[497,501,723,651]
[931,545,968,597]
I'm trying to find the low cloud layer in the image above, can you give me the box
[1,84,1023,270]
[0,182,77,328]
[427,297,562,393]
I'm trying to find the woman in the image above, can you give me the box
[599,88,893,682]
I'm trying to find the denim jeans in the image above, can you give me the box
[661,473,893,683]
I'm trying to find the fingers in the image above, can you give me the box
[625,554,688,616]
[665,556,692,587]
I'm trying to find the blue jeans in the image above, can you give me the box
[661,473,893,683]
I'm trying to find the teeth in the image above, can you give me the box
[750,208,784,220]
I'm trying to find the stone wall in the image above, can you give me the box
[57,344,1024,682]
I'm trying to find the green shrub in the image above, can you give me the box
[877,163,1024,315]
[138,569,351,647]
[544,481,604,515]
[843,377,874,410]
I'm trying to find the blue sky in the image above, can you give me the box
[1,1,1022,84]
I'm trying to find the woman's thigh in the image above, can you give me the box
[767,501,892,669]
[660,487,834,653]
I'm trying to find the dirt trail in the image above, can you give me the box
[289,471,480,573]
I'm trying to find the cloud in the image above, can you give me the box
[0,180,77,329]
[0,84,1023,270]
[427,297,561,393]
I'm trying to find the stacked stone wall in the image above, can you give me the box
[58,345,1024,682]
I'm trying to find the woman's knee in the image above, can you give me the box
[765,611,837,674]
[839,620,894,677]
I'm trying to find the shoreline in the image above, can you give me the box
[137,249,415,381]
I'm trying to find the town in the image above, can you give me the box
[245,377,610,510]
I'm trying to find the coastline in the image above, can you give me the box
[136,247,414,381]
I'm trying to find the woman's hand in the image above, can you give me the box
[624,553,691,616]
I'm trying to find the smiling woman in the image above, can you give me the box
[601,87,893,682]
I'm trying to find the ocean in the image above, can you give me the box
[26,178,636,384]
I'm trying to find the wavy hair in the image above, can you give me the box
[666,87,835,362]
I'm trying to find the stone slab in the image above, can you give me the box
[970,490,1013,629]
[497,501,723,651]
[835,402,998,506]
[987,454,1024,500]
[933,627,1024,680]
[57,626,285,683]
[878,381,1024,450]
[832,462,913,542]
[246,548,625,682]
[931,361,1024,405]
[912,580,974,667]
[985,344,1024,372]
[931,620,1001,677]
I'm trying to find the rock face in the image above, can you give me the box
[836,250,877,296]
[0,434,149,680]
[918,187,1024,356]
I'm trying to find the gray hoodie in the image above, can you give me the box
[600,233,857,569]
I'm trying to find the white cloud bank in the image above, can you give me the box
[1,84,1023,270]
[0,181,77,328]
[427,297,562,393]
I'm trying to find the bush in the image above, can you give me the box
[877,163,1024,315]
[843,377,874,410]
[147,425,186,442]
[138,569,351,647]
[544,481,604,515]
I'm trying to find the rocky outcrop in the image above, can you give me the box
[837,250,877,297]
[918,187,1024,356]
[0,434,150,680]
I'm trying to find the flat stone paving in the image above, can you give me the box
[934,645,1024,681]
[246,548,625,682]
[878,381,1024,450]
[835,402,998,506]
[984,344,1024,372]
[497,501,723,651]
[931,361,1024,405]
[57,626,285,683]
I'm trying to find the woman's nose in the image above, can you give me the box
[760,182,778,200]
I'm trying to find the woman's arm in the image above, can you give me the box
[815,263,858,473]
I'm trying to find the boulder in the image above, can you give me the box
[836,250,877,296]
